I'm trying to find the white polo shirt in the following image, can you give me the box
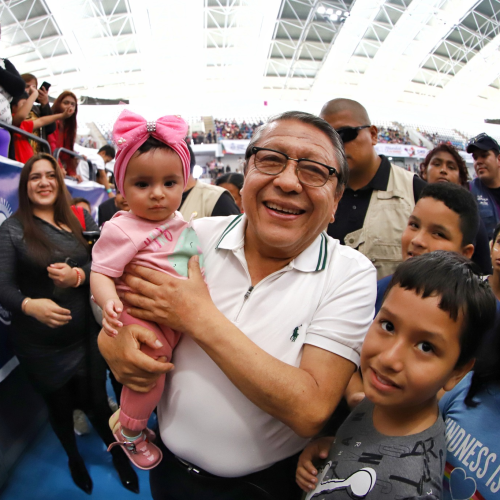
[158,214,376,477]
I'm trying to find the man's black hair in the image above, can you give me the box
[244,110,348,196]
[98,145,116,159]
[419,182,479,246]
[384,251,496,368]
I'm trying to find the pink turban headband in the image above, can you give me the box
[112,109,190,195]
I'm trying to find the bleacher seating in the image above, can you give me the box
[403,124,466,150]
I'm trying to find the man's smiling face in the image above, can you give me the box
[242,119,340,259]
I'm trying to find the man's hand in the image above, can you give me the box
[120,256,211,336]
[296,436,335,492]
[97,323,174,392]
[37,85,49,106]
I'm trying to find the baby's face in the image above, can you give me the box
[123,148,184,221]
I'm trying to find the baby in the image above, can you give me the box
[90,109,203,470]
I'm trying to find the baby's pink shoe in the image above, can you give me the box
[108,411,162,470]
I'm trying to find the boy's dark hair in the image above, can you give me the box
[419,182,479,246]
[385,251,496,368]
[10,91,29,109]
[72,197,91,207]
[98,145,116,159]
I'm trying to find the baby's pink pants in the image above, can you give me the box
[118,307,181,431]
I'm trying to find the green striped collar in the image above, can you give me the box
[215,214,328,272]
[215,214,245,249]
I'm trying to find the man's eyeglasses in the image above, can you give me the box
[335,125,370,143]
[249,147,337,187]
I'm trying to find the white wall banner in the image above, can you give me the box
[374,143,429,158]
[221,139,250,155]
[218,139,474,162]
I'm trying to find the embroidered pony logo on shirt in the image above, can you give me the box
[291,325,302,342]
[144,222,173,251]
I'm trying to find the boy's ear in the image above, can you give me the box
[461,243,474,260]
[443,358,475,393]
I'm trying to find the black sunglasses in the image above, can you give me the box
[335,125,370,143]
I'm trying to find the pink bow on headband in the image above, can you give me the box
[112,109,190,195]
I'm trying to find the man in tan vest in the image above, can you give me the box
[320,99,426,279]
[179,143,240,220]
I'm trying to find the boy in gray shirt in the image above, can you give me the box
[297,252,496,499]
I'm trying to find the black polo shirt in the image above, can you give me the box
[328,156,426,244]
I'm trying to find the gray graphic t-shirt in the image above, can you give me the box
[306,399,445,500]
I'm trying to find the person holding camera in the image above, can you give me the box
[0,153,139,495]
[20,74,54,154]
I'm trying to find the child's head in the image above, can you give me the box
[112,110,190,221]
[361,251,496,412]
[10,92,29,114]
[72,197,91,214]
[401,182,478,261]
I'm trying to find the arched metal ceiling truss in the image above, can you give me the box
[263,0,354,94]
[0,0,499,114]
[413,0,500,90]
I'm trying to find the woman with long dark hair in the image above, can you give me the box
[420,143,491,274]
[0,153,138,494]
[48,91,78,177]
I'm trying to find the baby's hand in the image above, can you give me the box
[296,436,334,492]
[102,299,123,337]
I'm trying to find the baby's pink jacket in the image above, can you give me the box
[91,210,195,289]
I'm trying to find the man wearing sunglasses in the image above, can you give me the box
[467,133,500,240]
[320,98,426,279]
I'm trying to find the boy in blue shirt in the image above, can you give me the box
[297,252,496,499]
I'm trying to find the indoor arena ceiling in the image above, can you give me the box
[0,0,499,117]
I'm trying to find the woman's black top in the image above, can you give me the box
[0,211,101,394]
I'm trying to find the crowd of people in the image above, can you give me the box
[420,129,466,151]
[1,83,500,500]
[376,125,412,145]
[214,118,264,141]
